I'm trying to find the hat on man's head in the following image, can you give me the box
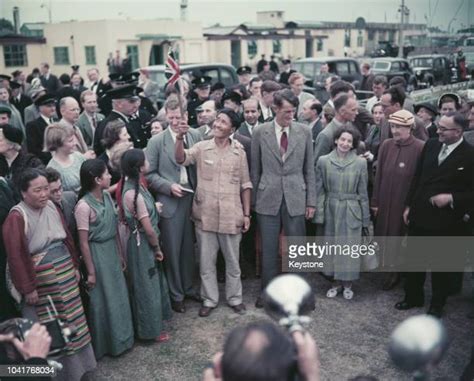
[237,66,252,76]
[388,109,415,127]
[211,82,225,92]
[34,93,57,107]
[106,84,140,100]
[222,90,242,105]
[123,72,140,84]
[30,87,46,101]
[414,102,438,117]
[437,92,461,109]
[0,74,11,82]
[11,70,22,78]
[0,105,12,116]
[192,76,212,89]
[9,81,21,90]
[71,65,80,71]
[1,124,24,145]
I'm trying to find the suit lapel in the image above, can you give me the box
[285,122,300,159]
[262,122,283,164]
[163,129,178,167]
[80,114,93,143]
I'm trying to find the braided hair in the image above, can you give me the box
[120,149,146,219]
[78,159,107,199]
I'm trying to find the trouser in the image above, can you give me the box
[257,199,306,290]
[196,228,242,308]
[404,224,465,308]
[159,193,196,302]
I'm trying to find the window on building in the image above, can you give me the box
[54,47,70,65]
[247,40,257,59]
[368,30,375,41]
[316,38,324,52]
[273,40,281,54]
[357,30,364,47]
[344,29,351,47]
[388,30,396,42]
[85,46,96,65]
[126,45,139,70]
[3,44,28,67]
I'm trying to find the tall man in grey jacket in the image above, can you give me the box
[145,97,202,313]
[251,89,316,307]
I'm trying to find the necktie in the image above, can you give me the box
[438,144,449,165]
[280,129,288,156]
[92,115,97,130]
[49,118,54,124]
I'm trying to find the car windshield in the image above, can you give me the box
[410,58,433,67]
[373,61,390,70]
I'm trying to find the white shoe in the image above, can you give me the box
[326,286,342,298]
[343,287,354,300]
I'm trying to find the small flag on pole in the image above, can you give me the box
[166,48,181,87]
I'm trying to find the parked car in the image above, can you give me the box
[139,63,239,102]
[292,57,362,86]
[370,40,399,58]
[370,58,417,91]
[409,54,456,88]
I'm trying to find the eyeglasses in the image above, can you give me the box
[437,125,461,132]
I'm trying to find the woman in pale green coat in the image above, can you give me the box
[315,126,370,300]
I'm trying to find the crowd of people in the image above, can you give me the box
[0,57,473,380]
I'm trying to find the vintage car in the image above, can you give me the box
[409,54,456,88]
[370,58,417,91]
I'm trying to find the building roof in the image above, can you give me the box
[203,25,243,36]
[136,34,181,40]
[21,22,45,31]
[0,33,46,44]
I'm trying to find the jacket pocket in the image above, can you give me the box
[201,161,214,180]
[347,202,362,229]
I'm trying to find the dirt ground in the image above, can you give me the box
[87,272,473,381]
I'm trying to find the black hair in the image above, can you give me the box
[18,168,48,193]
[221,322,297,381]
[217,108,241,129]
[273,89,299,109]
[45,167,61,183]
[389,75,407,89]
[120,149,145,218]
[334,125,361,151]
[310,102,323,115]
[78,159,107,199]
[59,73,71,85]
[329,80,355,99]
[444,111,469,130]
[383,86,406,108]
[249,77,263,87]
[333,93,351,112]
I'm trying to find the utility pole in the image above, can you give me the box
[398,0,409,57]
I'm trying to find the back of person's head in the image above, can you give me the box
[101,119,126,149]
[445,111,469,130]
[45,167,61,183]
[384,86,406,107]
[78,159,107,198]
[221,322,296,381]
[59,73,71,85]
[120,148,145,180]
[389,76,406,89]
[329,80,354,99]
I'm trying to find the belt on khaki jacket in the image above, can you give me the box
[327,192,361,201]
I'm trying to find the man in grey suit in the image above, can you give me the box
[313,93,359,164]
[145,97,202,313]
[237,97,260,139]
[251,89,316,307]
[76,90,105,148]
[196,100,217,139]
[288,72,315,122]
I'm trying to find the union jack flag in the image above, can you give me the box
[165,48,181,87]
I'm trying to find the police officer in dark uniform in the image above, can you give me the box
[187,75,212,127]
[236,66,252,89]
[279,59,296,85]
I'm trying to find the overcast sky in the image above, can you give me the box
[1,0,472,32]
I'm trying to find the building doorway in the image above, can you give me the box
[150,44,164,65]
[231,40,241,68]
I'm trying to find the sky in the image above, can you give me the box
[1,0,472,32]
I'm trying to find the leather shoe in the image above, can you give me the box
[231,303,247,315]
[255,297,264,309]
[427,305,443,318]
[185,294,203,303]
[394,300,423,310]
[171,300,186,313]
[198,306,214,317]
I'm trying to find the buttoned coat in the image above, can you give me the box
[251,121,316,217]
[145,128,202,218]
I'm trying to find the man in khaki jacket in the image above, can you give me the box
[176,108,252,318]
